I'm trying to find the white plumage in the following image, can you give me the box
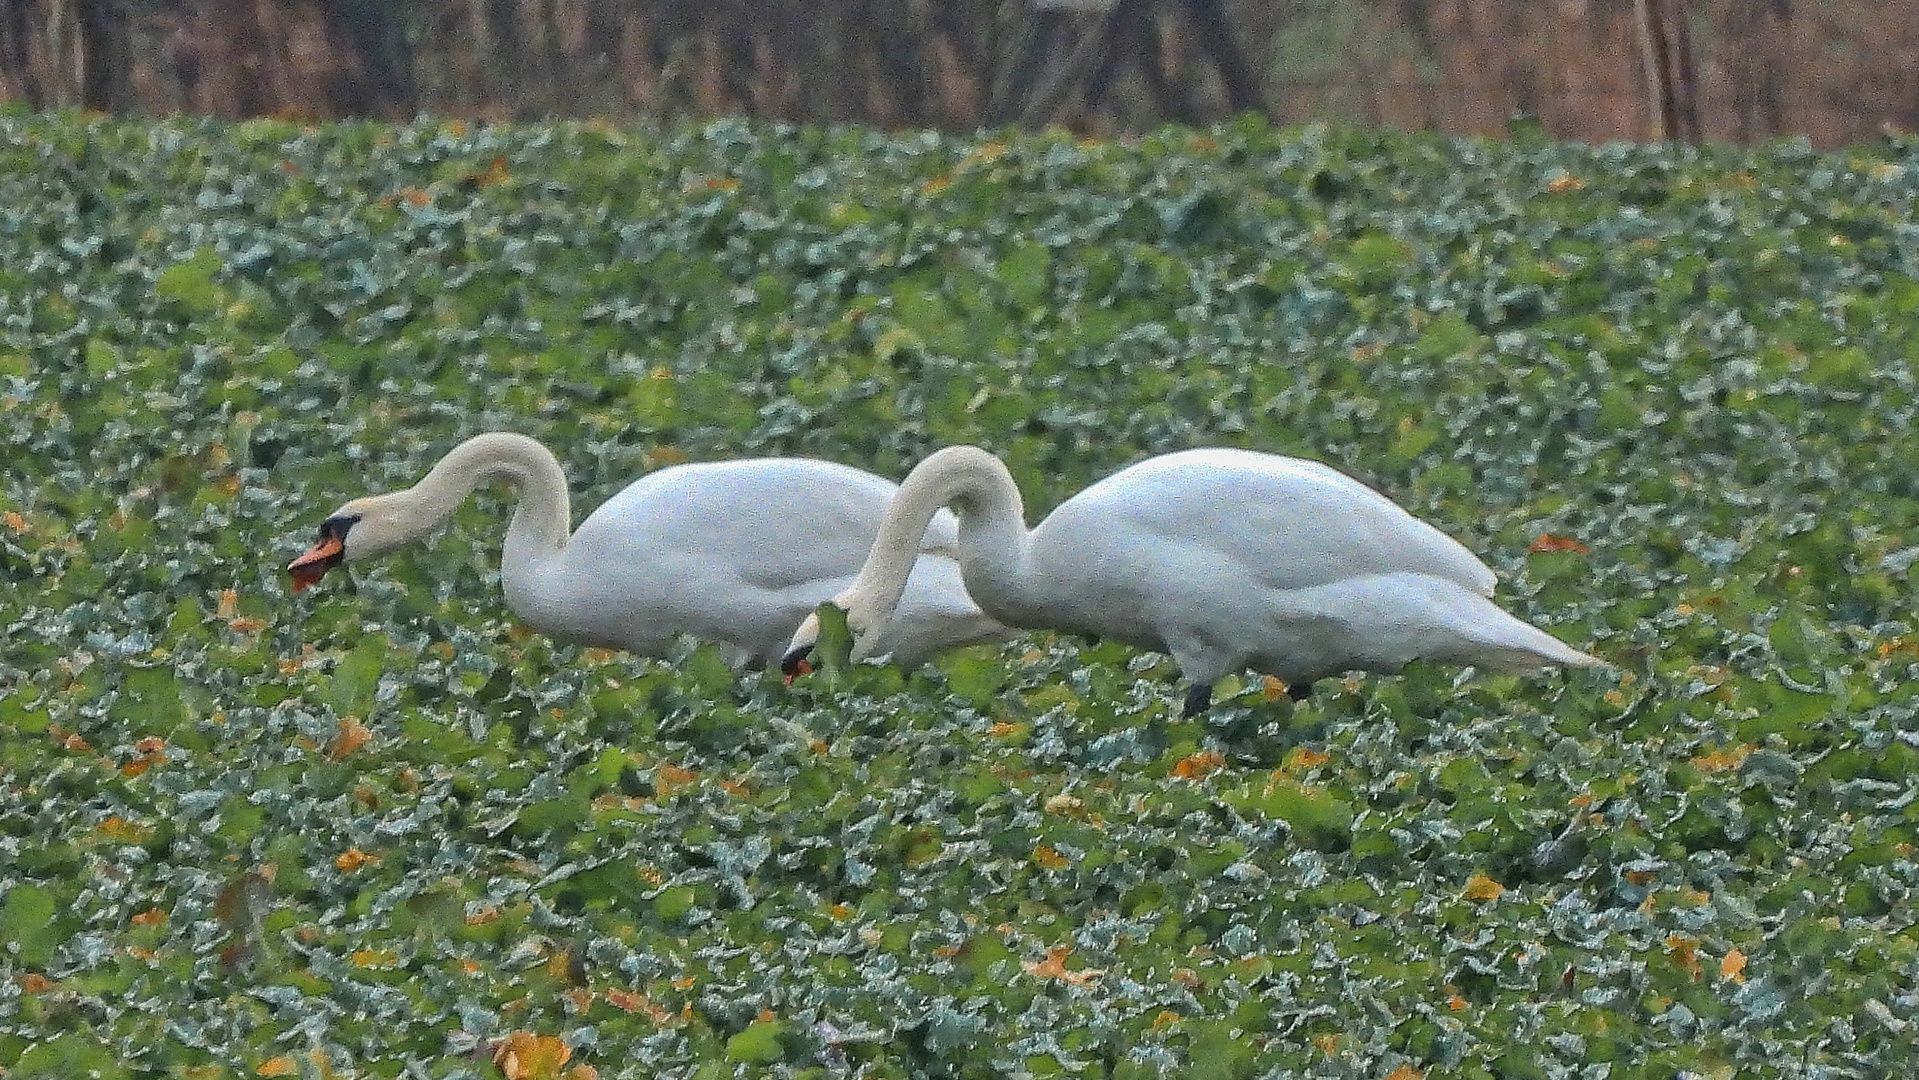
[287,432,1007,669]
[786,445,1602,712]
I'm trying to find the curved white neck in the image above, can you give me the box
[839,445,1032,657]
[361,431,573,569]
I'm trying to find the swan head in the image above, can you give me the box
[285,495,415,591]
[779,612,819,683]
[780,602,869,681]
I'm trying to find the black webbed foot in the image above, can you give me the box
[1180,683,1213,718]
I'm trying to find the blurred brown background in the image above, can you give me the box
[1,0,1911,146]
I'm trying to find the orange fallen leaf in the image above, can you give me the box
[257,1057,299,1077]
[1462,873,1505,902]
[1527,534,1590,555]
[399,186,431,207]
[217,589,239,619]
[131,907,167,927]
[1624,869,1656,886]
[335,848,378,873]
[1720,947,1747,982]
[98,816,152,842]
[606,989,673,1023]
[1283,746,1331,771]
[21,973,52,993]
[1171,750,1226,782]
[1545,173,1585,193]
[961,140,1007,168]
[471,156,510,187]
[466,904,500,926]
[1031,844,1070,871]
[1692,744,1753,772]
[1022,945,1103,986]
[1386,1065,1426,1080]
[1666,934,1702,980]
[655,764,698,796]
[1312,1032,1342,1055]
[328,717,373,760]
[493,1032,571,1080]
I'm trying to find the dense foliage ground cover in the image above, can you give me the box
[1,109,1917,1079]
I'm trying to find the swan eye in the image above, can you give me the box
[318,514,359,542]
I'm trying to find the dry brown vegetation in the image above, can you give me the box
[1,1,1914,146]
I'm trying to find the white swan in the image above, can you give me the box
[784,445,1603,713]
[286,432,1008,670]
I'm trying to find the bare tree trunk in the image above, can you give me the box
[988,7,1072,125]
[0,0,47,105]
[77,0,134,111]
[1635,0,1699,141]
[316,0,414,117]
[1759,0,1790,137]
[1182,0,1264,114]
[1021,5,1122,126]
[192,0,272,117]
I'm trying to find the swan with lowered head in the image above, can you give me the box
[783,445,1602,714]
[287,432,1008,670]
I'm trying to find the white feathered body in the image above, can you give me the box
[510,457,997,668]
[934,447,1598,689]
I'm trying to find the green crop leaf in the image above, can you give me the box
[725,1019,787,1064]
[152,247,226,315]
[8,1034,132,1080]
[0,885,62,967]
[2,112,1917,1080]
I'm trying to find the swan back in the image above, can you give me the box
[1036,448,1496,597]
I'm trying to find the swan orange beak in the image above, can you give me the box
[780,650,814,685]
[286,534,345,592]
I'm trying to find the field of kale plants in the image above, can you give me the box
[1,109,1917,1078]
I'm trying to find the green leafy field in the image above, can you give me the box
[2,110,1917,1079]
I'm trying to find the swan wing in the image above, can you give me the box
[1046,448,1498,597]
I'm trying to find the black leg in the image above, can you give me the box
[1181,683,1212,717]
[1287,680,1314,702]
